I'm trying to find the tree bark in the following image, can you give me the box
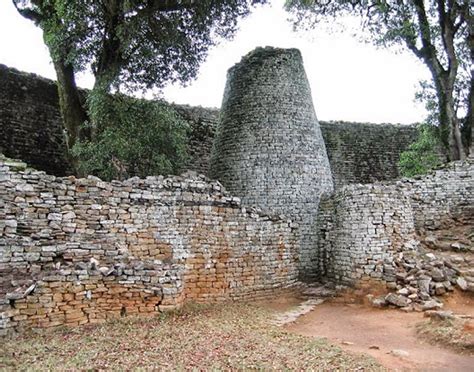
[436,77,466,160]
[468,76,474,157]
[52,58,89,173]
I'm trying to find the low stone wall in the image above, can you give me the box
[317,159,473,285]
[317,184,417,284]
[404,161,474,232]
[0,158,299,334]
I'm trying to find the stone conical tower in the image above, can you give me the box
[210,47,333,280]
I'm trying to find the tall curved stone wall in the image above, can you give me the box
[0,64,418,186]
[0,64,71,176]
[209,47,334,280]
[320,121,419,189]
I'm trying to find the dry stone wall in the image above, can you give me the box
[173,105,219,176]
[209,47,334,281]
[317,184,418,284]
[0,64,71,176]
[319,121,419,189]
[317,159,473,285]
[0,157,299,334]
[0,64,418,185]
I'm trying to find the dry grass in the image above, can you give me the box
[416,318,474,354]
[1,303,382,371]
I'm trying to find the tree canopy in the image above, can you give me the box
[14,0,267,90]
[286,0,473,161]
[13,0,268,175]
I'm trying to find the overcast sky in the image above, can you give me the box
[0,0,431,124]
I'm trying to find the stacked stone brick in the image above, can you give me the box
[0,64,418,186]
[317,159,473,309]
[319,121,420,189]
[317,184,418,284]
[210,47,334,280]
[172,104,219,176]
[0,156,299,334]
[0,64,71,176]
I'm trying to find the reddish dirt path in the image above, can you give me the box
[285,300,474,371]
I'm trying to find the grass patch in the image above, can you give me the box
[416,318,474,354]
[1,303,382,370]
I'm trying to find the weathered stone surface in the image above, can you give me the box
[0,65,72,175]
[385,293,412,307]
[209,47,334,280]
[316,159,472,310]
[0,64,419,187]
[425,310,454,320]
[317,160,473,288]
[320,121,421,188]
[456,277,468,291]
[421,300,443,311]
[0,158,299,333]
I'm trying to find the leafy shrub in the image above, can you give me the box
[399,124,443,177]
[72,91,189,181]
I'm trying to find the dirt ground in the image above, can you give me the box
[275,292,474,371]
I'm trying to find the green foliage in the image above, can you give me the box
[13,1,270,175]
[14,0,269,91]
[71,92,189,181]
[286,0,472,159]
[399,124,443,177]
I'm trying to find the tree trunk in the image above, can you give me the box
[468,78,474,157]
[435,76,466,161]
[52,58,89,173]
[439,96,465,161]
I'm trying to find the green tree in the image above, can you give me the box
[72,92,189,181]
[12,0,268,171]
[286,0,473,161]
[399,123,444,176]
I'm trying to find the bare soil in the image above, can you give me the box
[283,292,474,371]
[0,303,381,371]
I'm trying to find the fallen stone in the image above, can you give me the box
[370,297,387,308]
[434,282,447,295]
[425,253,436,260]
[421,300,443,311]
[390,349,409,358]
[430,267,445,282]
[397,288,409,296]
[385,293,411,307]
[418,278,431,293]
[424,236,437,247]
[386,282,398,290]
[456,277,468,291]
[424,310,454,320]
[451,242,465,251]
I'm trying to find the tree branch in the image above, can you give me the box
[12,0,43,24]
[412,0,445,76]
[436,0,458,83]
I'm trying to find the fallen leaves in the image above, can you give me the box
[1,303,382,370]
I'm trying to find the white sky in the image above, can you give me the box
[0,0,431,124]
